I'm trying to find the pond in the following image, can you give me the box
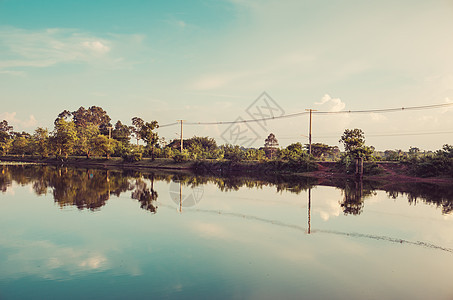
[1,164,453,299]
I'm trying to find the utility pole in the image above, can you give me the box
[305,109,317,155]
[177,120,184,151]
[107,126,112,146]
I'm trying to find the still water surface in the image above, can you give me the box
[1,165,453,299]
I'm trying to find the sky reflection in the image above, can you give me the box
[1,165,453,299]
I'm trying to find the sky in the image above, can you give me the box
[0,0,452,151]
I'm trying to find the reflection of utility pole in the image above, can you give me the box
[305,109,317,155]
[179,181,182,213]
[106,170,110,200]
[307,188,311,234]
[177,120,185,151]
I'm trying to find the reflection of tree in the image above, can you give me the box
[339,180,376,215]
[386,183,453,215]
[1,164,453,216]
[0,166,12,192]
[131,177,158,213]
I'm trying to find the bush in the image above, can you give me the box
[173,150,190,162]
[122,152,142,162]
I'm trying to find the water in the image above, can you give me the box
[1,164,453,299]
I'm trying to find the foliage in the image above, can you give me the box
[339,128,374,160]
[305,143,338,160]
[11,133,32,157]
[408,144,453,177]
[244,148,266,161]
[278,142,308,161]
[122,146,143,162]
[0,120,13,155]
[32,128,50,158]
[173,149,190,162]
[222,145,245,162]
[112,120,131,144]
[50,118,78,159]
[76,124,100,158]
[264,133,279,159]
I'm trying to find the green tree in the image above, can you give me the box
[131,117,145,145]
[0,120,13,155]
[11,133,31,157]
[139,121,159,159]
[244,148,266,161]
[76,124,100,158]
[50,118,78,159]
[92,134,115,159]
[32,127,50,158]
[264,133,279,159]
[278,142,307,161]
[339,128,373,159]
[112,120,131,144]
[222,145,244,161]
[72,106,111,134]
[306,143,336,160]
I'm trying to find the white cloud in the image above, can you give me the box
[0,112,38,129]
[0,27,114,70]
[315,94,346,112]
[82,40,110,54]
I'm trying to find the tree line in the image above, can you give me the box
[0,105,451,177]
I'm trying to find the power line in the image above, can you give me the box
[275,130,453,140]
[158,102,453,128]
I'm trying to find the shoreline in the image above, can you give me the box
[1,155,452,185]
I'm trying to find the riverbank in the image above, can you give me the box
[1,155,452,184]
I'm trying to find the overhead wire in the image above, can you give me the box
[157,102,453,128]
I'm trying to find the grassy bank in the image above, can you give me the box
[1,155,452,184]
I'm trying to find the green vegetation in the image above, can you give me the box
[0,106,452,178]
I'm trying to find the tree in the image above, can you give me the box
[339,128,373,159]
[76,124,100,158]
[409,146,420,158]
[92,135,115,159]
[306,143,336,159]
[112,120,131,144]
[32,127,50,158]
[0,120,13,155]
[139,121,159,159]
[222,145,244,161]
[50,118,78,159]
[279,142,307,161]
[0,120,13,133]
[11,132,31,157]
[244,148,266,161]
[72,106,111,132]
[131,117,145,145]
[264,133,279,159]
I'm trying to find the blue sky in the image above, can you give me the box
[1,0,452,150]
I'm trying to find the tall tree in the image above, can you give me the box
[72,106,111,131]
[305,143,336,159]
[0,120,13,155]
[32,127,50,158]
[76,124,100,158]
[139,121,159,159]
[131,117,145,145]
[50,118,78,159]
[11,132,32,157]
[264,133,279,159]
[112,120,131,144]
[339,128,373,159]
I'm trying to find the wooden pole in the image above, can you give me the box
[305,109,317,155]
[177,120,184,152]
